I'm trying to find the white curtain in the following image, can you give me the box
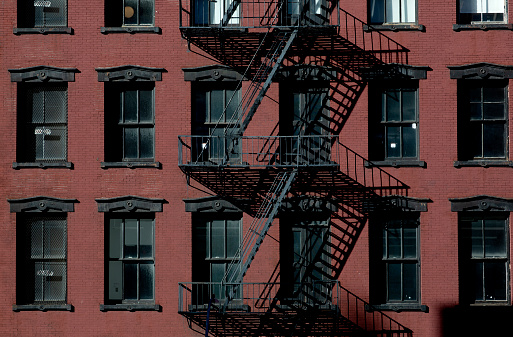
[460,0,504,13]
[385,0,415,23]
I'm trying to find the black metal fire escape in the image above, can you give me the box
[178,0,412,336]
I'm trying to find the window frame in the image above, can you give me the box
[457,0,507,24]
[192,214,243,301]
[17,83,69,165]
[102,0,161,33]
[459,213,510,305]
[106,215,156,305]
[191,82,242,164]
[369,80,423,166]
[14,0,72,34]
[368,0,418,25]
[457,79,509,162]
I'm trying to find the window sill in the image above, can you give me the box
[13,27,73,35]
[101,27,161,34]
[453,23,513,31]
[363,24,425,32]
[13,304,73,312]
[13,162,73,169]
[101,161,161,169]
[365,160,426,168]
[454,160,513,168]
[365,304,429,313]
[100,304,161,312]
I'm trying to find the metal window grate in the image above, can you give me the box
[19,0,68,28]
[19,84,68,162]
[21,216,67,304]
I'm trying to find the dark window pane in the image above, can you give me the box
[44,0,66,27]
[124,264,138,300]
[139,0,154,24]
[387,263,401,301]
[483,86,505,102]
[483,123,505,158]
[43,126,66,160]
[402,125,417,158]
[42,262,66,302]
[226,220,240,259]
[484,219,506,257]
[293,230,302,263]
[469,103,482,120]
[387,227,401,258]
[124,219,138,258]
[44,219,66,258]
[31,88,45,123]
[470,219,484,258]
[225,89,238,122]
[139,89,153,122]
[124,0,139,25]
[109,219,122,259]
[386,90,400,121]
[370,0,385,23]
[124,128,138,159]
[403,263,417,301]
[484,262,507,301]
[473,262,484,301]
[139,264,154,300]
[386,126,401,158]
[139,128,154,159]
[211,220,225,258]
[139,219,153,258]
[109,261,123,300]
[44,88,67,123]
[403,227,417,258]
[483,103,505,120]
[123,90,138,122]
[467,122,483,159]
[30,219,44,258]
[402,90,416,121]
[210,90,224,123]
[292,92,301,123]
[468,86,481,103]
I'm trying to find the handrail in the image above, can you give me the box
[178,135,408,195]
[178,281,413,336]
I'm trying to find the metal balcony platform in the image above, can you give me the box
[178,135,408,215]
[178,282,413,337]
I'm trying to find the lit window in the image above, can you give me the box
[458,0,505,24]
[369,82,419,161]
[369,0,417,24]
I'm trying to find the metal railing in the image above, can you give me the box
[178,135,408,195]
[338,8,409,65]
[178,281,412,336]
[179,0,340,30]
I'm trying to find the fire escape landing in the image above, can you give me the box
[178,1,412,336]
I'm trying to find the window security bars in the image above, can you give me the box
[18,216,67,304]
[18,85,68,162]
[19,0,67,28]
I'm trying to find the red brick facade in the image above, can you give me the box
[1,1,512,336]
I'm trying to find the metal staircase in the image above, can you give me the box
[221,170,297,310]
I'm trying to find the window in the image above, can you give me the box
[369,82,419,162]
[459,214,509,304]
[457,0,506,24]
[17,214,67,306]
[370,213,421,307]
[106,216,155,304]
[105,0,154,27]
[457,80,508,161]
[192,83,241,163]
[17,0,67,29]
[17,84,68,164]
[192,214,242,303]
[282,0,328,26]
[369,0,417,24]
[105,83,155,163]
[192,0,240,26]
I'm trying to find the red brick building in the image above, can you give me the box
[1,1,512,336]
